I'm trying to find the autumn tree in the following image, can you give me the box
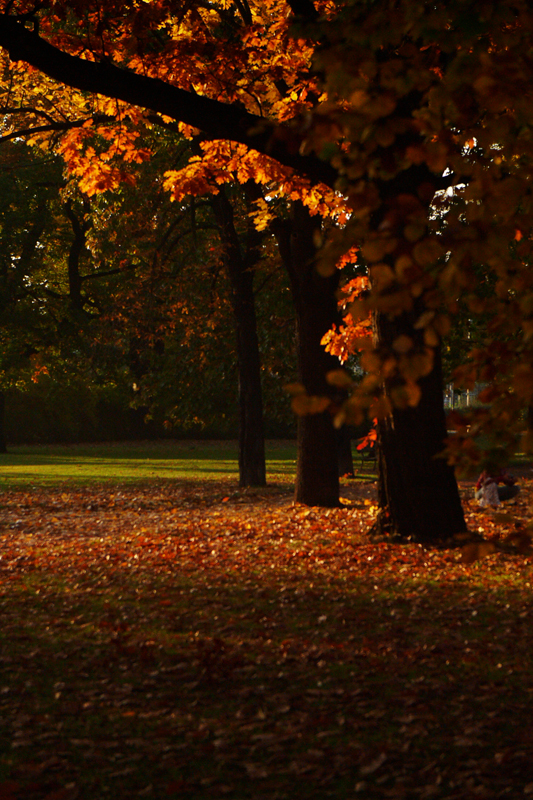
[3,0,531,541]
[0,0,347,506]
[294,0,533,540]
[76,146,295,481]
[0,124,297,461]
[0,1,406,511]
[210,185,267,486]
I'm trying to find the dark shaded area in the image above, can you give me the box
[4,384,296,445]
[1,562,531,799]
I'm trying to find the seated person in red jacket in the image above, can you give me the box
[475,467,519,506]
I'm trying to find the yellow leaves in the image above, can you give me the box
[31,364,50,384]
[321,316,371,363]
[163,164,219,203]
[164,142,342,213]
[336,247,360,270]
[340,275,368,304]
[249,198,275,231]
[57,125,151,196]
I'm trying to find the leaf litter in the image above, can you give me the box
[0,477,533,798]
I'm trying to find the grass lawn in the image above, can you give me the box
[0,440,299,487]
[0,443,531,799]
[0,440,377,489]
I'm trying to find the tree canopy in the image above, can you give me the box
[2,0,533,536]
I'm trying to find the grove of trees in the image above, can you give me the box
[1,0,533,543]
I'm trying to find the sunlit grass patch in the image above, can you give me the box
[0,439,298,488]
[0,440,377,490]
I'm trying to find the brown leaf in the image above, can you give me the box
[243,763,269,779]
[360,751,387,776]
[461,541,497,564]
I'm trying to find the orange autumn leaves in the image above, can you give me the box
[321,274,370,365]
[1,481,533,597]
[3,0,323,200]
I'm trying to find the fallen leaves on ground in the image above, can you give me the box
[0,478,532,798]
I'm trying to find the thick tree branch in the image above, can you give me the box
[0,13,337,187]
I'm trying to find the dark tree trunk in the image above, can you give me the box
[211,189,266,488]
[63,199,90,311]
[360,158,467,543]
[275,201,341,507]
[374,311,466,543]
[0,390,7,453]
[336,426,354,477]
[232,265,266,487]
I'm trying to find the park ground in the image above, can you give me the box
[1,441,533,799]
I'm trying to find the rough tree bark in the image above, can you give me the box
[367,162,467,542]
[211,188,266,487]
[275,201,341,507]
[374,311,466,542]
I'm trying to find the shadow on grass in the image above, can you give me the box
[1,562,533,799]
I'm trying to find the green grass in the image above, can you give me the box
[0,440,298,487]
[0,440,377,488]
